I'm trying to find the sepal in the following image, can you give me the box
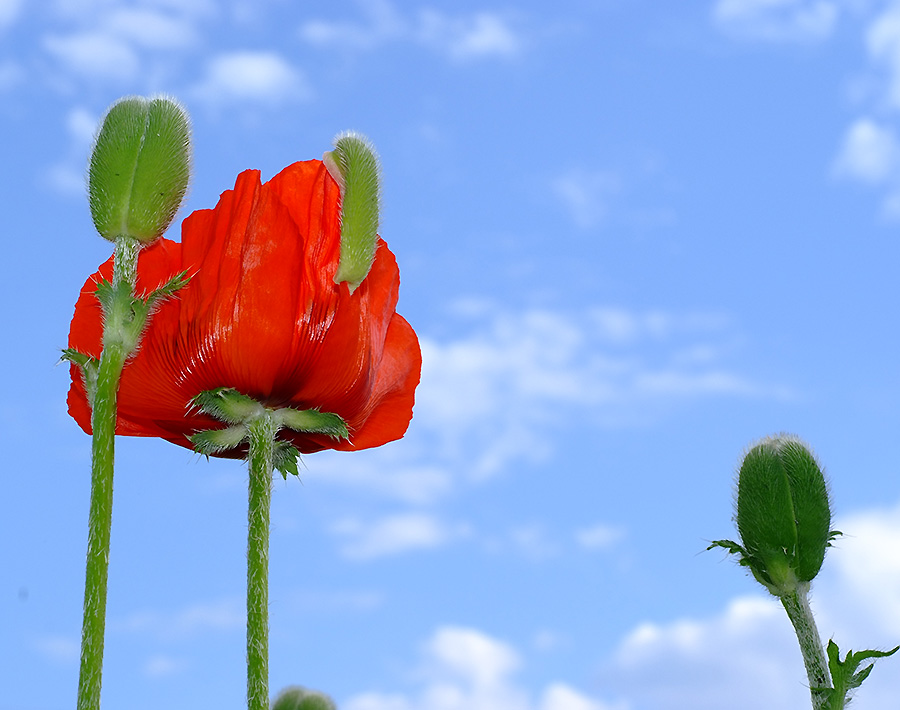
[61,348,99,408]
[190,426,249,456]
[274,407,349,440]
[191,387,266,425]
[273,441,301,480]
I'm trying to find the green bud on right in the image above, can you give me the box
[88,95,192,243]
[735,434,833,595]
[271,686,337,710]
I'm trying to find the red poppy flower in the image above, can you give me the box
[67,160,421,456]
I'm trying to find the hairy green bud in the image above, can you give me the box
[711,434,836,597]
[271,686,337,710]
[323,131,381,293]
[88,95,192,243]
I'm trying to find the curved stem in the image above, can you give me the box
[76,236,139,710]
[247,413,276,710]
[781,584,832,710]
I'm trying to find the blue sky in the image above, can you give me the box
[5,0,900,708]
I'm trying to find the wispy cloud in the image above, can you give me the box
[825,3,900,219]
[552,169,621,230]
[143,654,187,678]
[712,0,839,42]
[343,626,624,710]
[32,634,80,664]
[417,305,786,476]
[575,523,625,551]
[0,0,22,31]
[300,0,524,61]
[111,598,243,641]
[302,304,787,513]
[331,513,471,560]
[832,118,900,184]
[190,51,311,106]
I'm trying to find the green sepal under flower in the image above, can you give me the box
[323,132,381,293]
[271,686,337,710]
[62,268,190,411]
[708,434,838,597]
[188,387,348,477]
[815,640,899,709]
[60,349,99,408]
[89,95,192,243]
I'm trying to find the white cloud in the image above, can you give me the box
[343,626,623,710]
[303,451,453,505]
[330,513,470,560]
[575,524,625,550]
[608,596,807,709]
[416,306,784,478]
[103,8,198,49]
[597,498,900,709]
[832,118,900,183]
[43,32,140,81]
[191,51,311,105]
[713,0,838,42]
[301,0,405,50]
[417,10,522,61]
[300,1,523,61]
[0,0,21,30]
[33,634,80,663]
[143,654,186,677]
[42,106,100,197]
[818,499,900,642]
[0,60,22,91]
[867,3,900,109]
[552,170,621,229]
[112,598,243,640]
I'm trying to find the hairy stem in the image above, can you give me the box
[76,236,139,710]
[781,584,832,710]
[247,413,276,710]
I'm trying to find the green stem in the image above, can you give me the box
[247,412,276,710]
[76,236,140,710]
[781,583,832,710]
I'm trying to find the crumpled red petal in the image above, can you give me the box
[67,160,421,456]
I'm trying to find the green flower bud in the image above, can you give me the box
[271,686,337,710]
[733,434,833,595]
[323,131,381,293]
[88,95,192,243]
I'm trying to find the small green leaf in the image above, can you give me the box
[89,95,192,243]
[324,131,381,293]
[93,279,117,314]
[826,639,899,706]
[273,441,301,480]
[707,539,747,556]
[144,269,190,311]
[189,425,249,455]
[191,387,265,424]
[61,348,100,408]
[274,407,349,440]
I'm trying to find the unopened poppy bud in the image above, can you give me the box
[88,95,191,243]
[271,686,337,710]
[323,131,381,293]
[735,434,833,595]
